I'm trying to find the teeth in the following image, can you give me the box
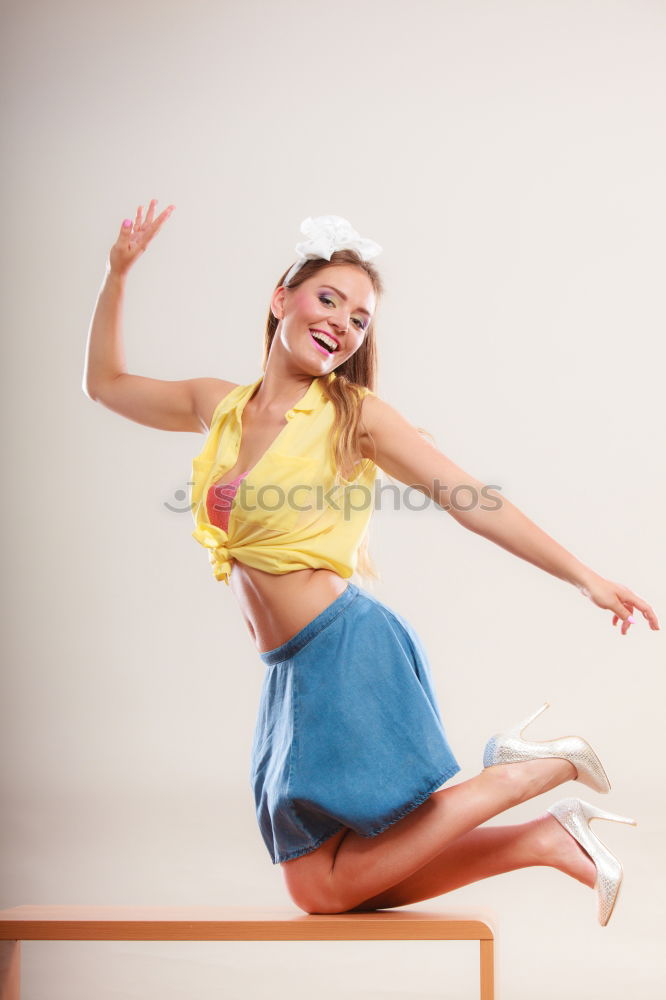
[310,330,338,352]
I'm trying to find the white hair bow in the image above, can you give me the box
[283,215,382,285]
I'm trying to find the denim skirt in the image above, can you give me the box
[249,583,461,864]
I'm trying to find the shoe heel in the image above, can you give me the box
[579,801,637,827]
[505,701,550,738]
[484,703,612,794]
[547,796,636,926]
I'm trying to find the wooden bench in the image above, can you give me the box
[0,905,495,999]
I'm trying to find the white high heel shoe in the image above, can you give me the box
[546,797,637,926]
[483,702,611,794]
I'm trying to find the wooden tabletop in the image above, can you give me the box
[0,905,494,941]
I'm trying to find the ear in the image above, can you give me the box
[271,285,287,320]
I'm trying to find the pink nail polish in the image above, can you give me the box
[627,615,636,623]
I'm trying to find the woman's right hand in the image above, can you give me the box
[107,198,175,277]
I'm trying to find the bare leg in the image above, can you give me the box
[346,812,597,910]
[282,757,578,913]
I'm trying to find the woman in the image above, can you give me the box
[83,201,659,924]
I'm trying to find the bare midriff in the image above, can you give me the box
[207,467,350,653]
[229,561,350,654]
[202,382,368,656]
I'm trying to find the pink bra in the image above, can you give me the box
[205,470,250,534]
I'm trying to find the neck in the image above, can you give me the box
[251,360,327,414]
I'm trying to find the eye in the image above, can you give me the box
[318,294,367,331]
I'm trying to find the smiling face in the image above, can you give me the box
[271,264,377,374]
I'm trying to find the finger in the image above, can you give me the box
[621,615,634,635]
[620,604,636,635]
[119,217,133,237]
[611,601,634,635]
[153,204,175,229]
[140,205,174,249]
[127,208,142,252]
[617,591,660,631]
[631,596,661,630]
[145,198,157,227]
[612,600,633,620]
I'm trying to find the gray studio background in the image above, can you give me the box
[2,1,664,997]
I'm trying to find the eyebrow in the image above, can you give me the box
[319,284,372,319]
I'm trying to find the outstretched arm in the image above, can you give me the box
[360,394,660,635]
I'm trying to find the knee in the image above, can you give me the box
[281,863,350,915]
[286,885,350,915]
[300,897,351,915]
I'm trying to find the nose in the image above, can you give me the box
[329,311,350,333]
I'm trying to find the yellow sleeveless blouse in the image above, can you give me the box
[190,371,377,585]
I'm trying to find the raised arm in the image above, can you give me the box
[360,393,660,634]
[82,199,236,433]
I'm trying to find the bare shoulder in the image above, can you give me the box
[359,391,413,450]
[193,378,240,433]
[359,390,446,486]
[358,389,484,512]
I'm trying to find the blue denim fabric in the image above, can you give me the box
[249,583,461,864]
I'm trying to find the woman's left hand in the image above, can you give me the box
[577,572,660,635]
